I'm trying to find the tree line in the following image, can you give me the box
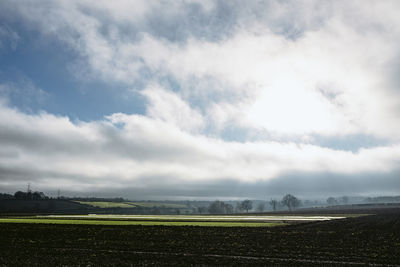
[205,194,301,214]
[0,191,49,200]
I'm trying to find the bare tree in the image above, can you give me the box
[208,200,224,214]
[240,199,253,213]
[281,194,301,211]
[208,200,233,214]
[224,203,234,214]
[269,199,278,211]
[256,202,266,212]
[326,197,337,206]
[197,206,207,214]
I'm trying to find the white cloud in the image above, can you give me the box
[0,102,399,196]
[15,0,397,139]
[141,84,205,133]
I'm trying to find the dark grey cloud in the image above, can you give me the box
[45,170,400,200]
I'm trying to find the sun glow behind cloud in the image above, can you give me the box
[247,79,340,135]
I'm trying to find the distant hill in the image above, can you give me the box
[0,199,189,215]
[0,199,89,214]
[364,196,400,203]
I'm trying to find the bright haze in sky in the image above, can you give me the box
[0,0,399,199]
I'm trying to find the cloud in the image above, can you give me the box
[4,0,399,139]
[0,73,48,112]
[1,1,400,197]
[141,84,205,132]
[0,102,399,197]
[0,25,20,50]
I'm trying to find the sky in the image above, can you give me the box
[0,0,399,200]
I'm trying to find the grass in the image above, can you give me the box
[75,201,135,208]
[37,214,347,222]
[0,218,284,227]
[128,202,187,208]
[75,201,187,209]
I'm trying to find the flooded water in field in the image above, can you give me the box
[42,214,345,221]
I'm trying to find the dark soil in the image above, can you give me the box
[1,212,400,266]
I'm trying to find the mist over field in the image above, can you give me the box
[1,0,400,199]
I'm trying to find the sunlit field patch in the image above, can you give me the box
[0,218,285,227]
[41,214,346,221]
[0,214,347,227]
[74,201,187,209]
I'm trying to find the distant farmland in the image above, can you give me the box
[0,199,189,214]
[75,201,187,209]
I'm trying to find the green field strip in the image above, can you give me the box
[0,218,285,227]
[33,217,311,223]
[38,214,347,221]
[74,201,188,209]
[127,202,187,208]
[74,201,136,208]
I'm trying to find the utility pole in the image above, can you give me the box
[27,183,32,200]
